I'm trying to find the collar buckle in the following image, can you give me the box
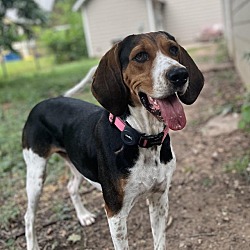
[138,132,164,148]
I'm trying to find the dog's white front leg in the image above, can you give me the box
[107,215,129,250]
[148,191,169,250]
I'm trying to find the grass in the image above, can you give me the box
[0,56,98,230]
[0,56,98,171]
[0,56,55,79]
[224,155,250,182]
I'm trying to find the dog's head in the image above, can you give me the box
[92,31,204,131]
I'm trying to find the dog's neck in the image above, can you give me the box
[126,105,165,136]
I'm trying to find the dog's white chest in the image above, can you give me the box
[125,147,176,196]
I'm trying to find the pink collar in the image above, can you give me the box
[109,113,169,148]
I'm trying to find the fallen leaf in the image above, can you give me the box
[67,233,81,243]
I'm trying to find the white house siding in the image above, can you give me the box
[222,0,250,90]
[84,0,150,57]
[164,0,223,43]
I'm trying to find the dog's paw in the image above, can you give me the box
[26,242,39,250]
[78,212,96,226]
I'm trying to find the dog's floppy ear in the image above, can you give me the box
[178,46,204,105]
[91,43,128,116]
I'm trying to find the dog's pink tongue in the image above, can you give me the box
[157,95,186,131]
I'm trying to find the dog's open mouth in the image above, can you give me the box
[139,92,186,131]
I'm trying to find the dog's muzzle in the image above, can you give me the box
[167,67,189,87]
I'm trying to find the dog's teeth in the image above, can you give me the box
[149,97,158,104]
[149,97,159,107]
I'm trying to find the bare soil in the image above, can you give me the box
[3,44,250,249]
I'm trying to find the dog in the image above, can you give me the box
[22,31,204,250]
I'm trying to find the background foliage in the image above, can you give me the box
[0,0,47,52]
[40,0,88,63]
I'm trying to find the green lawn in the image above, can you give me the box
[0,57,98,229]
[0,56,55,79]
[0,56,99,172]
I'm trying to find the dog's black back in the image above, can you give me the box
[22,97,138,184]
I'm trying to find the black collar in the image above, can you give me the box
[109,113,168,148]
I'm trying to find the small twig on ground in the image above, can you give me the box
[14,219,60,239]
[189,232,216,238]
[167,215,173,228]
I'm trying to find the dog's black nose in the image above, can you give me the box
[167,68,189,86]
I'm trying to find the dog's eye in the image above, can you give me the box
[169,45,179,56]
[133,52,149,63]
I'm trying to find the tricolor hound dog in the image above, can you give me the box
[22,31,204,250]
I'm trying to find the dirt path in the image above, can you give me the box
[7,44,250,250]
[167,73,250,250]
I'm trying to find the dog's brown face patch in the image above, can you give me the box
[120,33,180,105]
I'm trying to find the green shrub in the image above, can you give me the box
[239,94,250,131]
[41,26,87,63]
[40,0,88,63]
